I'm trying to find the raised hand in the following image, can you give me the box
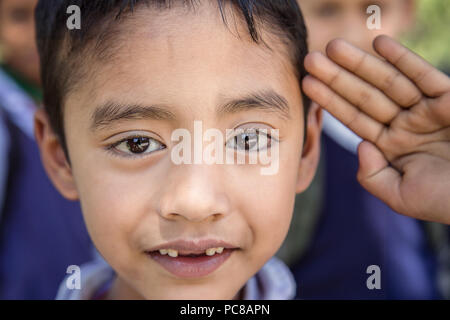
[303,35,450,224]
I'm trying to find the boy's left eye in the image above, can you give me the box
[111,136,166,156]
[226,129,274,152]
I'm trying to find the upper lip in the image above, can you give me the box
[146,239,238,255]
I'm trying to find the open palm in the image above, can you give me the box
[303,35,450,224]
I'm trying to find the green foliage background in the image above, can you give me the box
[403,0,450,71]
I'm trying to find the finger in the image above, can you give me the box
[373,35,450,97]
[303,75,385,143]
[356,141,406,214]
[391,92,450,134]
[325,39,422,108]
[429,91,450,126]
[304,51,400,124]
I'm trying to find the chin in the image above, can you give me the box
[140,283,240,300]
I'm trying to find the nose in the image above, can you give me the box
[157,164,231,223]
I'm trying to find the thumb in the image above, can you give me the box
[357,140,405,214]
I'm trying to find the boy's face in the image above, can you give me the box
[0,0,40,84]
[299,0,414,53]
[36,5,321,299]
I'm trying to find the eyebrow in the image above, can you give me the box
[90,90,290,131]
[90,102,176,131]
[217,90,291,120]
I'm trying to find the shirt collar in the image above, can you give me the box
[242,257,296,300]
[322,110,362,155]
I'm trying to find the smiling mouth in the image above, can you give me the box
[154,246,226,257]
[145,246,238,278]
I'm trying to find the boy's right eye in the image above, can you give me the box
[108,136,166,157]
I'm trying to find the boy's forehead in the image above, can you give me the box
[93,4,293,72]
[68,5,300,122]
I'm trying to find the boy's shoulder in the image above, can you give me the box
[55,256,296,300]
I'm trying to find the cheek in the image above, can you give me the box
[240,143,301,258]
[245,175,297,261]
[77,171,136,249]
[69,144,155,268]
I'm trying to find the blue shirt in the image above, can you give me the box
[0,69,94,299]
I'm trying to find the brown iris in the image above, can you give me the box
[126,137,150,154]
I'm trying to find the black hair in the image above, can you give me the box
[35,0,310,153]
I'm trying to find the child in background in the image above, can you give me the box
[0,0,92,299]
[291,0,447,299]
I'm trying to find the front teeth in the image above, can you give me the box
[158,249,178,257]
[216,247,224,254]
[206,247,224,256]
[158,247,225,257]
[167,249,178,257]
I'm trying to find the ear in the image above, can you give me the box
[34,108,79,200]
[295,102,322,194]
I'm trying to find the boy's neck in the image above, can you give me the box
[1,64,42,103]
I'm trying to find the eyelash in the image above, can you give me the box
[105,127,279,159]
[226,128,279,152]
[105,135,166,159]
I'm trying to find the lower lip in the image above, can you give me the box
[147,249,234,279]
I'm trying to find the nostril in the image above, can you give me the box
[164,213,182,220]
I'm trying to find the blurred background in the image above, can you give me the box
[277,0,450,300]
[404,0,450,72]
